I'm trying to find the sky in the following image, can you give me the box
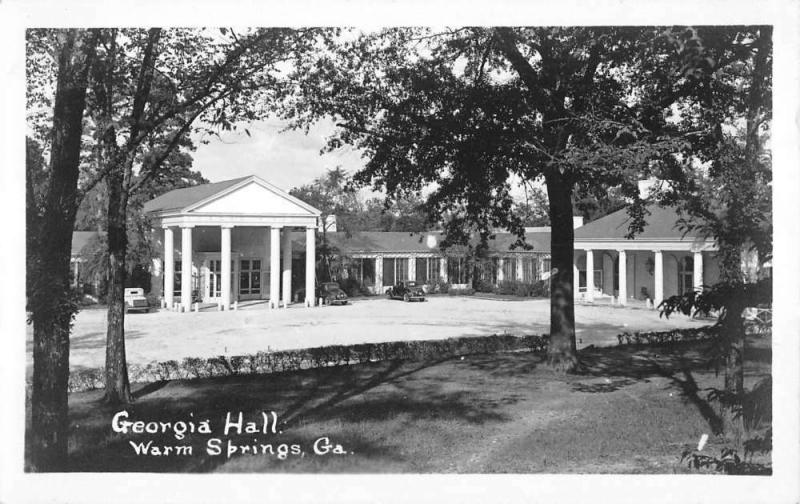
[190,117,366,192]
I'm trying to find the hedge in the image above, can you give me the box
[59,326,722,393]
[64,333,550,393]
[616,326,719,346]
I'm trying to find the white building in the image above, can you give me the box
[573,204,721,307]
[143,175,321,311]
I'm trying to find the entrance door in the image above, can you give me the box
[209,259,222,299]
[206,258,234,302]
[239,258,262,300]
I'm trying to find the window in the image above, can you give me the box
[173,261,182,297]
[502,257,518,282]
[349,258,376,287]
[415,257,441,284]
[447,256,470,284]
[239,259,261,295]
[522,257,536,283]
[382,257,410,286]
[679,256,694,293]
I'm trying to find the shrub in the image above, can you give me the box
[447,286,474,296]
[58,333,550,393]
[616,326,718,346]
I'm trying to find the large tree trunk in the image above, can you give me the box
[544,173,579,372]
[29,30,95,471]
[103,170,133,404]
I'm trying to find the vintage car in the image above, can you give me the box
[318,282,349,305]
[124,287,150,313]
[385,280,426,302]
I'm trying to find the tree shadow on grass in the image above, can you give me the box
[65,357,513,472]
[576,344,724,435]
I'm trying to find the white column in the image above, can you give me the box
[585,249,594,302]
[408,255,416,283]
[164,226,174,309]
[617,250,627,306]
[375,255,384,293]
[440,256,447,283]
[221,225,232,310]
[693,251,704,291]
[654,249,663,308]
[180,226,193,311]
[573,262,580,300]
[517,256,524,281]
[281,228,292,306]
[497,258,504,283]
[270,226,281,309]
[151,256,163,300]
[305,226,316,306]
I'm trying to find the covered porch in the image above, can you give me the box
[144,175,321,312]
[572,205,720,308]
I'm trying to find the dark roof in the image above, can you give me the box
[322,231,550,255]
[71,231,103,256]
[142,177,249,214]
[574,204,701,241]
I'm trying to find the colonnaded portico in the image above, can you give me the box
[144,175,321,312]
[572,205,720,308]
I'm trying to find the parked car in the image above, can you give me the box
[318,282,349,305]
[386,280,426,302]
[124,288,150,313]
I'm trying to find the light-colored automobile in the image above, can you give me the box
[124,288,150,313]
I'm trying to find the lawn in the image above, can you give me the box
[36,336,772,473]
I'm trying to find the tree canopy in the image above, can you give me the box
[281,26,725,370]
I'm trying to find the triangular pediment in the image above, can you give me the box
[188,178,320,216]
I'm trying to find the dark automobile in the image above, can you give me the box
[385,280,426,302]
[318,282,349,305]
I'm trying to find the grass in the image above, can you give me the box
[29,338,771,473]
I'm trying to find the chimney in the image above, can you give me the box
[573,216,584,229]
[638,178,657,199]
[322,214,337,232]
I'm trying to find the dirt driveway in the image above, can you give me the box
[25,295,707,371]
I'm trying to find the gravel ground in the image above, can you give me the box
[25,295,707,371]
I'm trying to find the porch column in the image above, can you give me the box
[653,249,663,308]
[305,226,316,306]
[221,225,232,310]
[585,249,594,302]
[180,225,193,311]
[617,250,627,306]
[270,226,281,309]
[408,255,416,283]
[573,262,579,300]
[693,251,704,291]
[375,255,384,293]
[281,228,292,307]
[440,256,447,283]
[163,226,174,309]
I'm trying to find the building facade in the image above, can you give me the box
[573,204,721,307]
[132,175,743,312]
[144,175,321,311]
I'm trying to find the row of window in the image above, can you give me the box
[345,256,550,288]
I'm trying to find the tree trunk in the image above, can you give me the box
[544,173,579,372]
[29,30,95,472]
[103,170,133,404]
[721,296,746,444]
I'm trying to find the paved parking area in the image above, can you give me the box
[26,295,708,371]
